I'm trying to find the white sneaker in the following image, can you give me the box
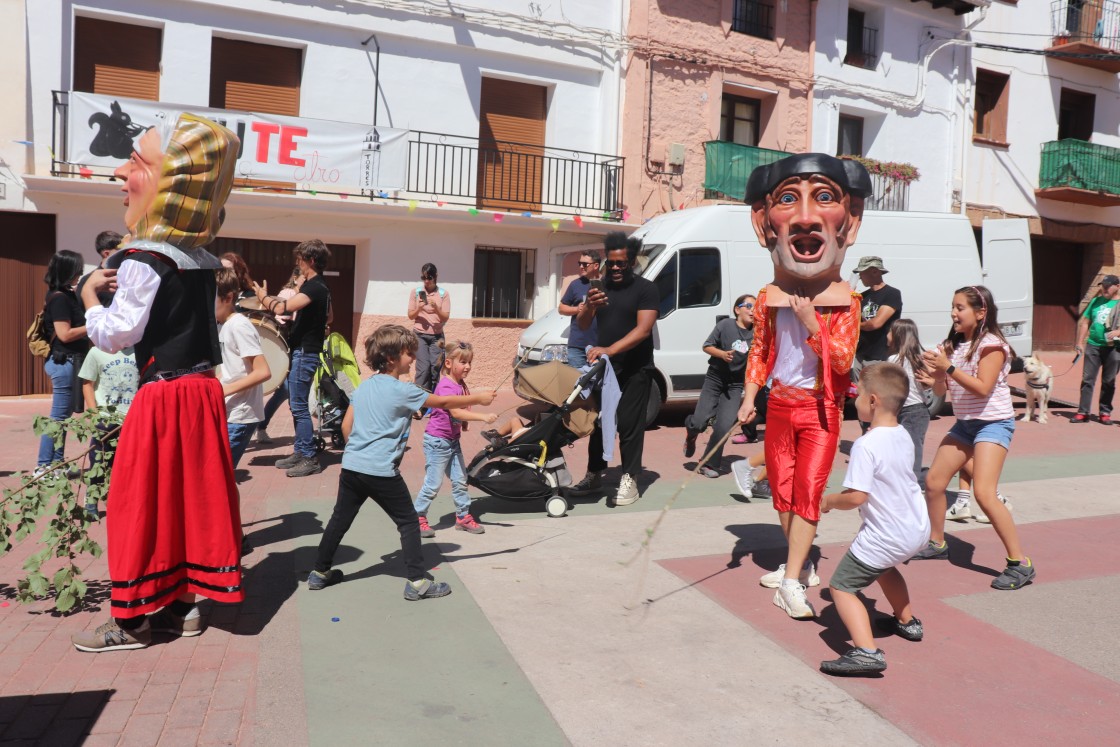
[613,473,640,506]
[731,461,755,494]
[774,581,815,619]
[976,492,1011,524]
[760,561,820,589]
[946,491,972,521]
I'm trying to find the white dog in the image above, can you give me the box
[1022,354,1053,424]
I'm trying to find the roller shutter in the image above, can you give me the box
[73,17,162,100]
[477,78,546,212]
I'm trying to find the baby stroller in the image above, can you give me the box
[466,358,606,518]
[310,332,361,452]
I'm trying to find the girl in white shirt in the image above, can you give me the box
[913,286,1034,592]
[886,319,929,481]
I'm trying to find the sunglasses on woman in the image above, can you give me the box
[737,302,754,309]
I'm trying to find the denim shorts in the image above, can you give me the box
[948,417,1015,450]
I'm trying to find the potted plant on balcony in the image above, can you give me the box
[839,155,921,185]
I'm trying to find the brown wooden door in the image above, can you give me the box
[209,238,355,350]
[209,38,302,116]
[0,212,56,395]
[1031,238,1083,351]
[477,78,546,212]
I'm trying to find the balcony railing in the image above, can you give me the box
[1037,139,1120,206]
[1050,0,1120,50]
[703,141,910,211]
[48,91,624,217]
[732,0,774,40]
[843,26,880,69]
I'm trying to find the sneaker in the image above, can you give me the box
[72,619,151,653]
[455,514,485,534]
[418,515,436,538]
[731,461,755,494]
[613,473,640,506]
[256,428,273,444]
[1101,413,1114,425]
[910,540,950,561]
[751,478,772,501]
[307,569,343,590]
[148,607,203,637]
[875,614,924,642]
[698,466,720,479]
[480,429,507,449]
[975,492,1011,524]
[684,430,698,458]
[820,648,887,676]
[946,493,972,521]
[760,561,821,589]
[731,433,750,445]
[566,471,604,497]
[286,456,323,478]
[1072,412,1089,423]
[404,578,452,601]
[773,581,815,619]
[275,453,302,469]
[991,560,1035,590]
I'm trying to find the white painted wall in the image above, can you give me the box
[966,0,1120,226]
[813,0,973,212]
[0,0,29,213]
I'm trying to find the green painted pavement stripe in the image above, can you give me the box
[294,500,568,746]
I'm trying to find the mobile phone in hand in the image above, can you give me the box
[589,280,605,294]
[418,290,428,303]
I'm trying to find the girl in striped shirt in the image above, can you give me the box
[911,286,1035,591]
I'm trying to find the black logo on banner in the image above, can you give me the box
[88,101,146,159]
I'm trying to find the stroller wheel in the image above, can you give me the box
[545,495,569,518]
[331,432,345,449]
[314,436,326,453]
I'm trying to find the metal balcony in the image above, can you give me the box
[1036,138,1120,207]
[703,141,910,211]
[1046,0,1120,72]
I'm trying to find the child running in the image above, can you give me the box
[414,340,498,537]
[885,319,931,481]
[683,294,756,477]
[912,285,1035,590]
[819,362,929,676]
[215,268,272,469]
[307,324,495,599]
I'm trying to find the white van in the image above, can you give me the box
[519,205,1033,421]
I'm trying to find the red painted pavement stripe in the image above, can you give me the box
[659,515,1120,746]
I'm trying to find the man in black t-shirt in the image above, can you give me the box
[253,239,332,478]
[854,256,902,367]
[568,232,658,507]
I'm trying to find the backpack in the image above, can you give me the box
[27,292,60,358]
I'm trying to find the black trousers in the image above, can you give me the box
[588,368,652,477]
[1078,344,1119,416]
[315,469,424,580]
[685,368,742,466]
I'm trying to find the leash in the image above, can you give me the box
[1048,350,1081,379]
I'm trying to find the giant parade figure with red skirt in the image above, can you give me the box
[737,153,872,620]
[72,113,242,652]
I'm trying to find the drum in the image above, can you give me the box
[248,315,290,395]
[236,295,264,312]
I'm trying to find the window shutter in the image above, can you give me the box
[210,38,302,116]
[73,17,162,100]
[477,78,547,212]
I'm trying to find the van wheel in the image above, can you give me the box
[645,378,663,427]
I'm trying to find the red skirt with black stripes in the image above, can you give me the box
[106,373,243,618]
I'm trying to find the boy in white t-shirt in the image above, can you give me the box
[215,268,271,468]
[819,362,930,676]
[79,346,139,519]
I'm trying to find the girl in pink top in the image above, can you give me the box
[413,341,497,537]
[912,286,1035,591]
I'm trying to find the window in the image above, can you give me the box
[210,38,302,116]
[843,9,879,69]
[720,95,762,146]
[974,69,1010,145]
[837,115,865,157]
[652,248,722,318]
[1058,88,1095,141]
[731,0,774,40]
[473,245,535,319]
[477,78,547,212]
[73,17,162,100]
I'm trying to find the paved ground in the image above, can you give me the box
[1,351,1117,746]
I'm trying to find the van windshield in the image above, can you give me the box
[635,243,665,277]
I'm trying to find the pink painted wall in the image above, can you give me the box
[353,313,530,390]
[622,0,814,222]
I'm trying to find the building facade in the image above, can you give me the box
[1,0,629,394]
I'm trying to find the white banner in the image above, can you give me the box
[68,92,408,192]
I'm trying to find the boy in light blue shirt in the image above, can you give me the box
[307,324,495,599]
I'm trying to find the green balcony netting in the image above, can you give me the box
[704,141,789,200]
[1039,139,1120,195]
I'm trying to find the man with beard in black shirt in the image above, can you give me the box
[568,232,658,506]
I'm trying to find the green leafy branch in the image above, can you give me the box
[1,409,124,613]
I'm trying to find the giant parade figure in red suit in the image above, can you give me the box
[737,154,872,620]
[72,113,242,652]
